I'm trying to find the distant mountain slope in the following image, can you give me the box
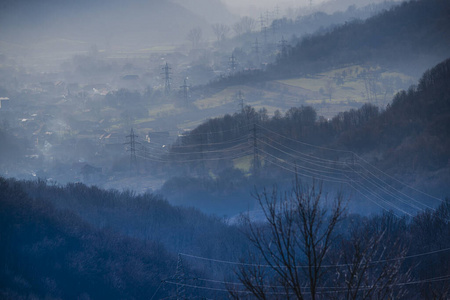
[171,0,237,25]
[316,0,403,14]
[272,0,450,78]
[344,58,450,174]
[272,1,399,42]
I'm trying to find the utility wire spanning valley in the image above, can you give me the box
[151,247,450,298]
[126,123,443,218]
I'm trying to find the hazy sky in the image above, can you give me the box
[222,0,319,16]
[221,0,393,17]
[222,0,312,6]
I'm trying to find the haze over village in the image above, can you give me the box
[0,0,449,299]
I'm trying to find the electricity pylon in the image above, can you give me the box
[161,62,172,95]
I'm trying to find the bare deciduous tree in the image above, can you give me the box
[212,23,230,44]
[333,220,411,300]
[232,23,243,38]
[187,27,202,49]
[234,178,346,299]
[233,17,256,37]
[240,16,257,34]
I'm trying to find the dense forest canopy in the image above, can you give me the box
[209,0,450,87]
[1,176,449,298]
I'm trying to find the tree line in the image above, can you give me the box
[1,175,449,299]
[206,0,450,87]
[170,58,450,176]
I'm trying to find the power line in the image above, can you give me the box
[343,162,421,214]
[352,161,435,211]
[252,123,260,176]
[229,53,237,73]
[162,62,172,95]
[346,179,399,216]
[164,275,450,295]
[188,274,450,291]
[356,154,443,203]
[254,133,431,215]
[254,124,443,214]
[124,128,140,170]
[256,124,442,203]
[180,77,191,104]
[135,149,253,164]
[134,145,251,163]
[156,142,250,156]
[348,164,424,212]
[145,135,249,151]
[260,150,350,183]
[258,139,353,174]
[178,124,251,137]
[256,137,437,215]
[119,120,441,217]
[170,135,250,149]
[236,90,244,112]
[174,254,186,299]
[261,134,350,166]
[150,281,165,300]
[165,280,243,294]
[345,176,408,217]
[179,247,450,269]
[256,124,353,154]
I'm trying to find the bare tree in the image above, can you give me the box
[240,16,257,33]
[212,23,230,44]
[233,23,244,38]
[333,219,411,300]
[187,27,202,49]
[324,79,335,102]
[233,180,411,300]
[233,17,256,37]
[235,178,346,299]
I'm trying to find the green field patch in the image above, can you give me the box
[131,65,414,132]
[233,155,252,173]
[134,117,156,124]
[148,103,177,117]
[381,71,414,82]
[274,65,412,107]
[194,85,250,110]
[305,99,325,105]
[136,45,177,53]
[278,77,325,92]
[178,119,207,130]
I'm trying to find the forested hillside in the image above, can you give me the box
[164,58,450,213]
[1,177,449,299]
[174,58,450,167]
[1,0,450,296]
[278,0,449,73]
[338,57,450,171]
[276,0,450,76]
[211,0,450,87]
[0,177,176,299]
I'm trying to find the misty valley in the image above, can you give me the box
[1,0,449,299]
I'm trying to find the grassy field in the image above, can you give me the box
[277,65,414,106]
[191,65,413,120]
[132,65,416,134]
[233,155,252,173]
